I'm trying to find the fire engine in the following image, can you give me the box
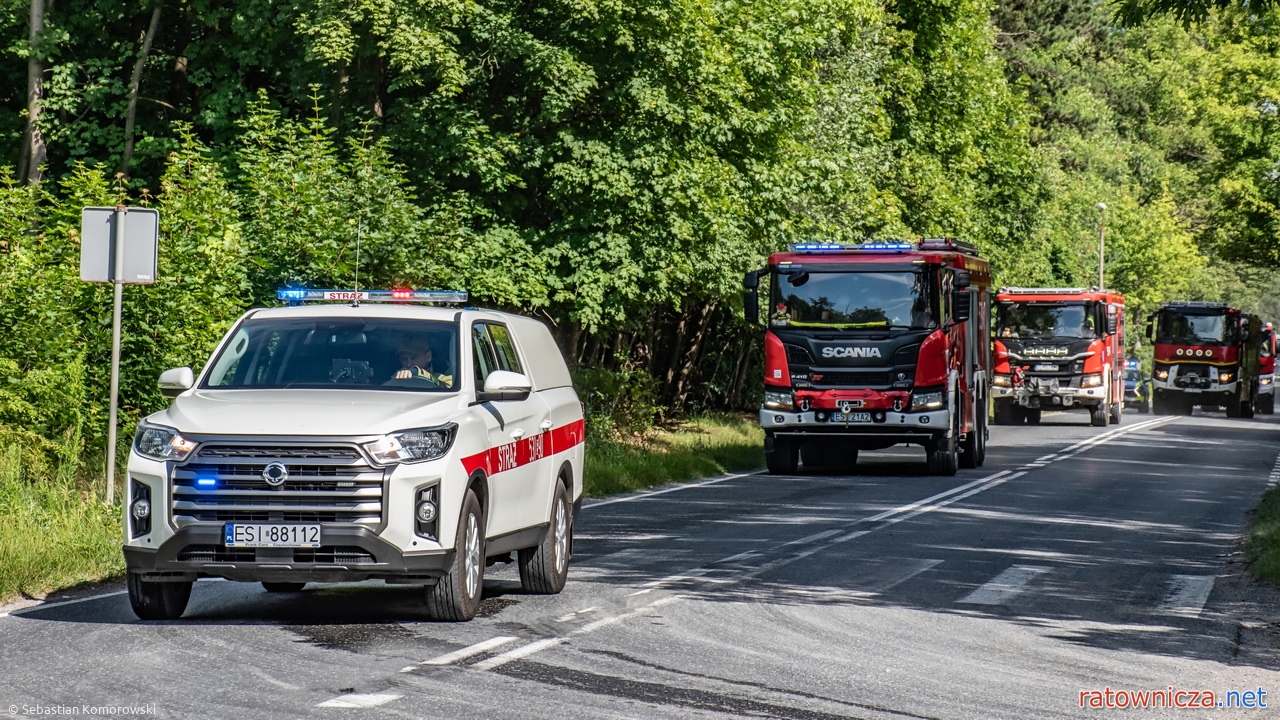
[1146,301,1260,417]
[990,288,1125,427]
[743,239,992,476]
[1259,322,1275,414]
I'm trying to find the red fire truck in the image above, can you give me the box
[743,239,992,476]
[1146,301,1260,417]
[991,288,1126,427]
[1259,322,1275,414]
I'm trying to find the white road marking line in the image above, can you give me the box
[785,529,840,546]
[2,590,129,619]
[1036,454,1059,462]
[958,565,1052,605]
[1157,575,1215,618]
[869,559,944,593]
[316,693,402,708]
[1268,451,1280,487]
[584,470,764,508]
[717,550,763,563]
[555,606,600,622]
[413,636,519,667]
[628,588,654,596]
[472,597,681,672]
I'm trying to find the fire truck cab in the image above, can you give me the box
[991,288,1125,427]
[1146,301,1260,417]
[744,239,992,477]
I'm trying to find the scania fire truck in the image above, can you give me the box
[1146,301,1260,417]
[991,288,1125,427]
[743,239,992,476]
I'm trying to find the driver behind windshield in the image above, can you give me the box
[387,334,453,388]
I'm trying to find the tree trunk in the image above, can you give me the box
[19,0,47,186]
[119,1,164,178]
[671,300,718,412]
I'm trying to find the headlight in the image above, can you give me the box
[133,423,198,461]
[909,390,945,411]
[363,423,457,464]
[1262,377,1273,386]
[1154,369,1169,380]
[992,374,1011,387]
[1082,374,1103,388]
[1218,372,1234,384]
[763,390,795,410]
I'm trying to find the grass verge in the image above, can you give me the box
[1247,485,1280,585]
[0,446,123,606]
[0,414,765,606]
[584,413,764,497]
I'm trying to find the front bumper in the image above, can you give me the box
[991,379,1105,408]
[759,407,951,440]
[124,525,454,583]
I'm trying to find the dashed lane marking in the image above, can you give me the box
[958,565,1053,605]
[401,636,519,672]
[316,693,402,709]
[1157,575,1215,618]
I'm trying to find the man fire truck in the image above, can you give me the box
[1259,322,1275,414]
[743,239,991,477]
[990,288,1125,427]
[1146,301,1260,417]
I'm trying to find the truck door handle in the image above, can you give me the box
[511,428,525,440]
[539,419,553,431]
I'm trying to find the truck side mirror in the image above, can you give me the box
[1145,314,1155,342]
[953,290,972,323]
[953,269,971,289]
[743,269,764,325]
[1106,316,1118,335]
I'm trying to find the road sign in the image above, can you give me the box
[80,206,158,284]
[80,206,160,504]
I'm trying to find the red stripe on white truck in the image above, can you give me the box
[460,419,584,477]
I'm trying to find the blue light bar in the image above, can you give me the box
[1126,358,1139,368]
[275,288,469,305]
[196,476,217,487]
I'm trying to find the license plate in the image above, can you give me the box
[830,412,872,423]
[1032,364,1059,372]
[224,523,321,548]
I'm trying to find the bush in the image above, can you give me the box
[574,366,665,439]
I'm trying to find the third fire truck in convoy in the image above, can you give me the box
[990,288,1126,427]
[744,239,992,477]
[1146,301,1260,417]
[1259,322,1275,415]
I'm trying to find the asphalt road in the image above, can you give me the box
[3,411,1279,719]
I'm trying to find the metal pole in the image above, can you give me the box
[106,205,125,504]
[1096,202,1107,289]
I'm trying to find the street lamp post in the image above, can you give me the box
[1096,202,1107,289]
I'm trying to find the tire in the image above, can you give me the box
[426,489,485,622]
[127,572,192,621]
[1263,395,1276,415]
[993,400,1016,426]
[518,482,572,595]
[1090,402,1107,427]
[1153,395,1173,415]
[765,435,799,475]
[926,406,960,476]
[1024,408,1041,426]
[1109,396,1122,425]
[960,399,986,469]
[262,582,306,593]
[1241,398,1255,419]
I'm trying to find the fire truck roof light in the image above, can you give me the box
[788,242,915,252]
[276,288,469,306]
[1126,358,1139,368]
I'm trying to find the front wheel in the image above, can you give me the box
[766,435,799,475]
[127,572,192,620]
[1262,394,1276,414]
[519,482,572,595]
[1090,402,1107,427]
[1109,397,1122,424]
[426,489,485,621]
[960,400,986,469]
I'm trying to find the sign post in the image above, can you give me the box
[80,206,159,503]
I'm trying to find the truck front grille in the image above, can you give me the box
[175,544,376,565]
[171,443,385,529]
[812,371,893,388]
